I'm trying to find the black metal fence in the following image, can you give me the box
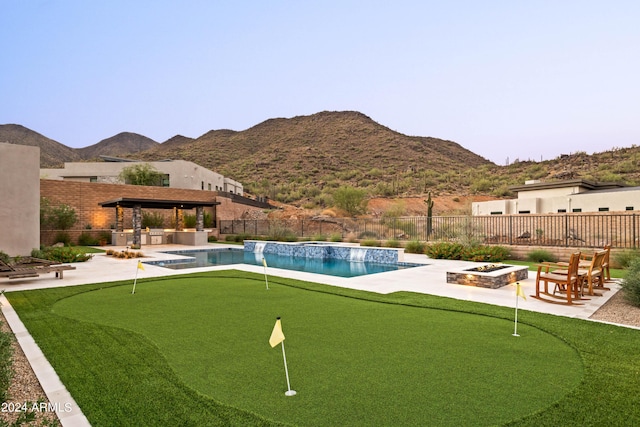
[220,213,640,249]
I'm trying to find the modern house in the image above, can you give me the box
[472,179,638,215]
[40,158,243,195]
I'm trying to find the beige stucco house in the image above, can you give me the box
[472,179,638,215]
[41,158,243,194]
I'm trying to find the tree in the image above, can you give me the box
[332,186,367,216]
[41,202,77,230]
[119,163,164,186]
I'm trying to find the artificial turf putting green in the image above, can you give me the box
[46,272,581,426]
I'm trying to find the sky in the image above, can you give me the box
[1,1,639,165]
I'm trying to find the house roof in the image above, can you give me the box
[509,179,627,193]
[99,197,219,209]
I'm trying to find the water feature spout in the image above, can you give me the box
[254,242,266,253]
[350,247,368,262]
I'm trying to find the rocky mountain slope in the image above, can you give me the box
[2,112,640,210]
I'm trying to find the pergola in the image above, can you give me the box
[99,197,219,247]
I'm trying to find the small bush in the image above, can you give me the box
[360,239,380,247]
[404,240,426,254]
[78,232,99,246]
[311,234,327,241]
[613,249,640,269]
[425,242,509,262]
[526,249,557,263]
[426,242,466,260]
[208,235,218,243]
[53,232,71,246]
[329,233,343,242]
[142,212,165,228]
[32,246,93,263]
[621,258,640,307]
[385,239,400,248]
[0,251,10,264]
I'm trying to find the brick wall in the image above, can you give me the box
[40,180,265,245]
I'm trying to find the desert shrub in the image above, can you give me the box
[425,242,509,262]
[463,245,510,262]
[621,258,640,307]
[32,246,93,263]
[183,214,197,228]
[613,249,640,269]
[142,212,165,228]
[329,233,343,242]
[0,251,10,264]
[208,235,218,243]
[78,232,99,246]
[53,232,72,246]
[360,239,380,247]
[526,249,557,263]
[385,239,400,248]
[404,240,426,254]
[224,233,253,243]
[311,234,327,241]
[426,242,466,259]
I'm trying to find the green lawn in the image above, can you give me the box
[6,271,640,426]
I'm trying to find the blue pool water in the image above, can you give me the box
[153,248,420,278]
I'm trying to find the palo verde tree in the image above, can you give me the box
[332,185,368,216]
[119,163,165,186]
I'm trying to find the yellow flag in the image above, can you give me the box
[516,282,526,300]
[137,260,145,271]
[269,318,285,348]
[263,257,268,268]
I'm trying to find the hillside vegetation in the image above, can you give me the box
[2,111,640,212]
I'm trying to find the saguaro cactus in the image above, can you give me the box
[424,192,434,238]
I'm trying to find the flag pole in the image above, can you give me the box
[132,260,143,294]
[281,341,296,396]
[262,257,269,290]
[513,282,524,337]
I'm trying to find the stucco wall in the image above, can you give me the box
[0,143,40,256]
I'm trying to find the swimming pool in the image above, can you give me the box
[152,248,421,278]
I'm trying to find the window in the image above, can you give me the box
[201,181,204,190]
[557,209,566,213]
[162,174,170,187]
[490,211,503,215]
[626,206,634,211]
[89,176,97,182]
[598,207,609,212]
[208,183,212,191]
[518,210,530,214]
[572,208,582,213]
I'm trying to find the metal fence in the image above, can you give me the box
[220,213,640,249]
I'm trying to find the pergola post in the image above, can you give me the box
[116,205,124,232]
[196,206,204,231]
[132,204,142,248]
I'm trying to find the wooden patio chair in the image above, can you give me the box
[580,249,607,296]
[532,251,584,305]
[0,258,75,280]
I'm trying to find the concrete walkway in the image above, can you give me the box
[0,243,624,426]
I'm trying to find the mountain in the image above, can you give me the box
[0,124,81,167]
[134,111,493,193]
[76,132,159,160]
[5,111,640,208]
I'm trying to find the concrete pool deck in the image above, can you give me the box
[0,243,625,426]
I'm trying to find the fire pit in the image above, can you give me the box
[446,264,528,289]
